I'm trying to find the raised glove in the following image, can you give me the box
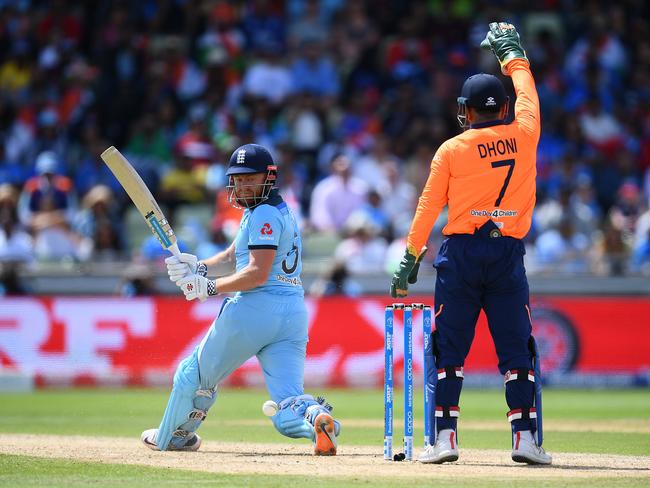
[480,22,528,74]
[165,253,207,283]
[177,274,218,302]
[390,246,422,298]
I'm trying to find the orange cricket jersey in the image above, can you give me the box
[407,59,540,255]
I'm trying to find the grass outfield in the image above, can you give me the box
[0,388,649,487]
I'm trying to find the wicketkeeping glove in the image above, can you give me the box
[407,246,428,284]
[390,246,427,298]
[480,22,528,74]
[177,274,218,302]
[165,253,207,283]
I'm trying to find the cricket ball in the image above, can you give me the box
[262,400,279,417]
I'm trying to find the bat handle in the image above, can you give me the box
[169,242,193,278]
[169,242,182,258]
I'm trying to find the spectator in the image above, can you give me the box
[0,183,33,262]
[579,97,624,157]
[0,141,29,187]
[75,185,124,262]
[19,151,76,227]
[195,220,230,262]
[334,212,387,274]
[287,92,325,183]
[0,2,646,277]
[242,43,293,105]
[380,160,416,238]
[535,218,590,274]
[309,154,367,232]
[290,37,340,100]
[242,0,287,54]
[0,42,32,96]
[174,104,216,168]
[162,36,207,102]
[308,260,362,297]
[592,221,629,276]
[347,189,391,240]
[126,114,173,166]
[288,0,329,50]
[353,134,400,190]
[159,149,209,215]
[608,181,646,241]
[197,2,245,64]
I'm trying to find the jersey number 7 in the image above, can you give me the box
[491,158,515,206]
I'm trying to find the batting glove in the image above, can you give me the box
[177,274,218,302]
[165,253,207,283]
[480,22,528,74]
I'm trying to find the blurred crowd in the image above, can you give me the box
[0,0,649,297]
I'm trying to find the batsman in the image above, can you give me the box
[391,22,551,465]
[141,143,339,455]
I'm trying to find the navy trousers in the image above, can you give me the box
[432,221,535,433]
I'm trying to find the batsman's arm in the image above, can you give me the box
[212,248,275,293]
[406,143,451,256]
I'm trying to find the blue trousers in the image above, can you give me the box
[155,291,310,450]
[432,221,535,433]
[197,292,308,403]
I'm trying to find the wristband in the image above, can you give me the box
[207,279,218,296]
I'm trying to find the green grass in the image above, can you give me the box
[0,455,648,488]
[1,454,649,488]
[1,388,648,452]
[0,388,649,487]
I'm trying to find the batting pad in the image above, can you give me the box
[156,350,217,450]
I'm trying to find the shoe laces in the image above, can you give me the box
[421,444,436,456]
[533,444,547,455]
[315,396,333,412]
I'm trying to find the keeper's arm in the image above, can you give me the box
[506,59,540,139]
[406,144,451,256]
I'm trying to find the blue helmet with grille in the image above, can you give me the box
[226,144,277,208]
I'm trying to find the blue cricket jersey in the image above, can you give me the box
[233,189,304,296]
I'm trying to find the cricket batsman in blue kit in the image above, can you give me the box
[141,143,339,456]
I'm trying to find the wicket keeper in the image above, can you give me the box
[391,22,551,465]
[142,144,339,456]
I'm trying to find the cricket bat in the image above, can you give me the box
[100,146,181,258]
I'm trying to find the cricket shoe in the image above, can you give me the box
[511,430,552,465]
[418,429,459,464]
[313,412,337,456]
[141,428,202,452]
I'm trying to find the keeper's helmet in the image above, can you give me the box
[225,143,277,208]
[456,73,509,128]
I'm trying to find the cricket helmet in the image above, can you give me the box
[457,73,508,128]
[225,143,277,208]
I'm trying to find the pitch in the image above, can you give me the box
[0,388,648,487]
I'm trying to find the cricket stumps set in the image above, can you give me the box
[384,303,433,461]
[383,303,545,462]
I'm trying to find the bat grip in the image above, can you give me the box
[169,242,182,258]
[169,242,192,276]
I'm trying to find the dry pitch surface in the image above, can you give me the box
[1,434,649,480]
